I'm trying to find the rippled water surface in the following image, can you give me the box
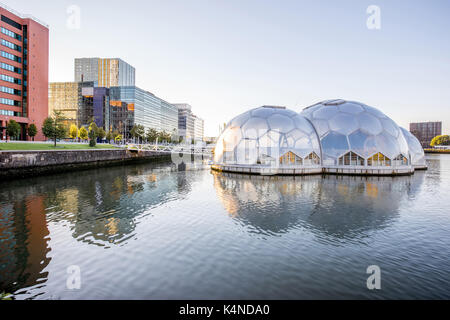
[1,155,449,299]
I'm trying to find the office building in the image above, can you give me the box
[175,103,204,142]
[410,122,442,148]
[0,4,48,140]
[75,58,135,88]
[108,86,178,139]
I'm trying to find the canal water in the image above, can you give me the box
[0,155,449,299]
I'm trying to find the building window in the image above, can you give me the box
[1,39,21,52]
[1,50,21,62]
[1,74,21,84]
[1,62,21,73]
[304,152,320,165]
[280,151,303,165]
[1,27,22,40]
[0,86,21,95]
[1,15,22,30]
[0,109,21,116]
[393,154,409,166]
[367,153,391,167]
[0,97,21,106]
[338,152,365,166]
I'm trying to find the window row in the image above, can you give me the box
[0,109,21,116]
[0,74,21,84]
[1,27,22,41]
[1,39,21,52]
[1,15,22,31]
[1,62,21,73]
[1,85,21,95]
[279,151,321,166]
[1,50,21,63]
[0,97,21,106]
[337,152,409,167]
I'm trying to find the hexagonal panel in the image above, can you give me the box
[293,115,314,135]
[312,119,330,137]
[241,117,269,139]
[235,139,258,165]
[348,130,377,157]
[375,132,399,159]
[338,102,364,115]
[267,113,295,132]
[364,105,387,119]
[381,118,400,138]
[251,107,275,118]
[259,130,281,148]
[230,111,251,128]
[358,112,383,135]
[329,113,360,135]
[313,105,339,120]
[321,132,350,158]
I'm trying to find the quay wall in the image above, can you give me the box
[0,149,171,179]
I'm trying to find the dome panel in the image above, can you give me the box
[339,102,365,115]
[222,127,242,152]
[348,130,377,157]
[251,107,275,118]
[241,117,269,139]
[267,114,295,132]
[313,105,339,120]
[364,105,387,119]
[235,139,258,165]
[358,113,383,135]
[321,132,350,159]
[375,132,399,159]
[293,115,314,135]
[329,113,359,135]
[313,119,330,137]
[381,118,400,138]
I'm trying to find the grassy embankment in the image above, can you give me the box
[0,143,120,151]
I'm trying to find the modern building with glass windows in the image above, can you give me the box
[109,86,178,139]
[410,121,442,148]
[0,4,48,140]
[75,58,135,88]
[212,100,427,176]
[175,103,204,142]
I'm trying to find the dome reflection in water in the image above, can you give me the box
[212,171,424,240]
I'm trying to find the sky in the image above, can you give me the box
[5,0,450,136]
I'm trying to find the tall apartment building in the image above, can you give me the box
[175,103,204,142]
[0,4,48,140]
[74,58,135,88]
[410,122,442,148]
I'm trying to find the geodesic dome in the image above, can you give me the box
[301,99,411,167]
[214,106,321,167]
[400,127,427,168]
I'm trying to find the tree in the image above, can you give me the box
[431,135,450,147]
[6,120,21,141]
[146,128,158,143]
[106,131,114,143]
[69,124,78,140]
[27,124,37,141]
[115,134,123,143]
[130,124,145,143]
[98,128,106,141]
[158,130,171,143]
[42,111,67,147]
[88,122,99,147]
[79,127,88,141]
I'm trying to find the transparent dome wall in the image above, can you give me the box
[301,100,412,168]
[214,106,321,168]
[400,127,427,168]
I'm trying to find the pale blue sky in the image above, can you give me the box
[6,0,450,136]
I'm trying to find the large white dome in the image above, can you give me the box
[400,127,427,168]
[214,106,321,168]
[301,99,410,167]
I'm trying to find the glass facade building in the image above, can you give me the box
[175,103,204,142]
[212,100,427,176]
[74,58,135,88]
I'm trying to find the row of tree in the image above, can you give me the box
[129,125,176,144]
[430,135,450,147]
[4,120,38,142]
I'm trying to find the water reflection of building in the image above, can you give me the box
[212,171,424,238]
[0,194,51,293]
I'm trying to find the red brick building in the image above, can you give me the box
[0,4,48,141]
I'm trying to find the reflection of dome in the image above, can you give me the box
[213,100,427,176]
[400,127,427,169]
[213,106,321,175]
[212,171,424,238]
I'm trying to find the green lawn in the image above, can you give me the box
[0,143,120,151]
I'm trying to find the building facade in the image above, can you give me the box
[0,4,48,140]
[75,58,135,88]
[193,115,204,143]
[410,122,442,148]
[108,86,178,139]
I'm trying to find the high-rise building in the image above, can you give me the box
[74,58,135,88]
[410,122,442,148]
[0,4,48,141]
[175,103,204,142]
